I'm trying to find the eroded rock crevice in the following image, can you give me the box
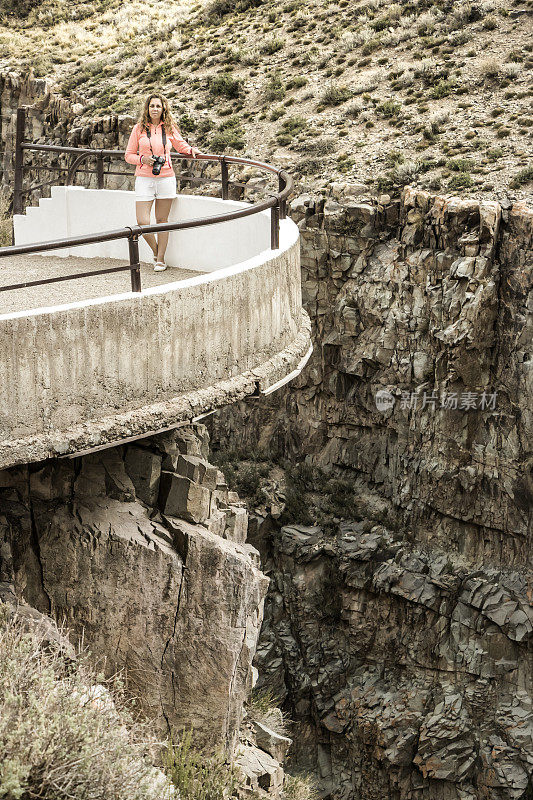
[209,186,532,799]
[0,425,269,754]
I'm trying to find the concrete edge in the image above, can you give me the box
[0,310,312,470]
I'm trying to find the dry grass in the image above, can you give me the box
[0,604,171,800]
[246,688,291,737]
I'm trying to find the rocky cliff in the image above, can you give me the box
[0,425,269,753]
[210,186,532,799]
[1,67,532,800]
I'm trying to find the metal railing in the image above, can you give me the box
[1,107,292,295]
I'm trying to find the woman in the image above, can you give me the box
[125,94,199,271]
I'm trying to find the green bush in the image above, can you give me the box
[430,80,454,99]
[277,115,307,138]
[283,773,319,800]
[264,72,285,101]
[164,729,238,800]
[205,0,264,19]
[210,120,245,151]
[447,158,474,172]
[247,688,290,736]
[510,165,533,188]
[448,171,473,189]
[321,83,352,106]
[286,76,308,90]
[0,606,167,800]
[209,74,242,99]
[376,100,401,118]
[261,37,285,54]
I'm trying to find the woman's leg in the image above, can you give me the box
[135,200,157,258]
[154,198,173,263]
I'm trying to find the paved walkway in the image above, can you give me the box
[0,255,201,315]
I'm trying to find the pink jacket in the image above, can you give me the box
[125,122,193,177]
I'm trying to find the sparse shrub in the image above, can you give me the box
[479,57,500,80]
[270,107,285,121]
[247,688,290,736]
[417,10,438,35]
[345,101,362,118]
[447,157,474,172]
[428,109,449,133]
[261,37,285,55]
[447,1,483,31]
[371,12,393,31]
[209,73,242,98]
[385,150,405,167]
[286,76,308,90]
[487,146,504,161]
[482,14,498,29]
[210,124,245,151]
[430,79,454,99]
[510,165,533,188]
[392,160,421,185]
[263,72,285,101]
[502,62,522,79]
[164,729,238,800]
[0,606,167,800]
[448,171,473,189]
[321,83,352,106]
[283,773,319,800]
[276,115,307,144]
[361,37,381,55]
[337,154,355,173]
[352,71,381,94]
[376,100,401,118]
[205,0,264,19]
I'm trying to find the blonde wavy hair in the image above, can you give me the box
[137,93,177,132]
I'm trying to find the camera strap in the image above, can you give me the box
[146,124,168,166]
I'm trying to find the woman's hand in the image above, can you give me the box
[190,147,200,159]
[141,154,155,166]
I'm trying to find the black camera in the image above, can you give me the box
[152,155,166,175]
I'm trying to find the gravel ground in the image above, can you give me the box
[0,255,201,315]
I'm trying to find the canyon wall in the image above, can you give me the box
[1,68,532,799]
[0,425,269,753]
[211,186,532,800]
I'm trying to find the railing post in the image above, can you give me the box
[221,157,229,200]
[13,107,26,219]
[270,201,280,250]
[128,233,142,292]
[97,151,104,189]
[278,173,287,220]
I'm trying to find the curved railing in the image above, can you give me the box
[2,107,293,295]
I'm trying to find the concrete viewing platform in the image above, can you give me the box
[0,255,198,315]
[0,186,311,469]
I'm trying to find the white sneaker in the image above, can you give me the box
[154,261,167,272]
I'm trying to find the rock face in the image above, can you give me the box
[210,187,532,799]
[0,425,268,752]
[255,523,532,800]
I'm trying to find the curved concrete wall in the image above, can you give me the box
[1,194,309,468]
[13,187,271,270]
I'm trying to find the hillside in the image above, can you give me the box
[0,0,532,195]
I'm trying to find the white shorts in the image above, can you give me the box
[135,175,177,201]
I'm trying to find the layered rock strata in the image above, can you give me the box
[210,186,532,799]
[254,522,532,800]
[0,425,269,751]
